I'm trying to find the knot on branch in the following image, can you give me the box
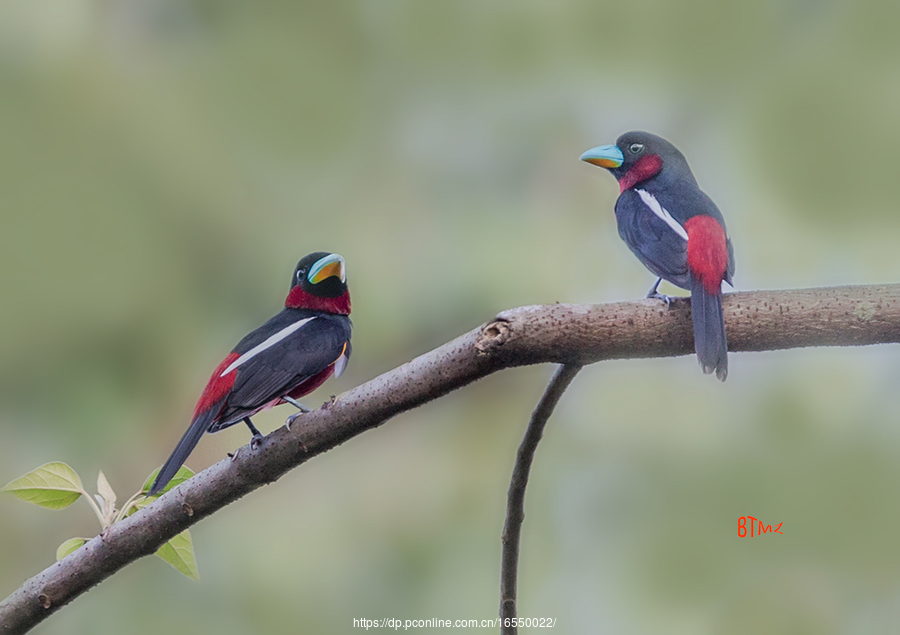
[477,319,512,354]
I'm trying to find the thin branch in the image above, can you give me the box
[2,284,900,634]
[500,364,582,635]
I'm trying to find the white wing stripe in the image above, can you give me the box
[221,317,316,376]
[635,189,689,241]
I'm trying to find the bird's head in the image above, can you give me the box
[285,252,351,314]
[580,131,694,192]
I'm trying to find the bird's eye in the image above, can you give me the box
[297,269,306,280]
[629,143,644,154]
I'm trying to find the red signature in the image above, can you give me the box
[738,516,783,537]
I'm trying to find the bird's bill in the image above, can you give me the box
[580,144,624,169]
[308,253,346,284]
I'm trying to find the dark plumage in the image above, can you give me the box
[582,131,734,379]
[149,252,352,496]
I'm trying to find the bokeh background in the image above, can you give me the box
[2,1,900,633]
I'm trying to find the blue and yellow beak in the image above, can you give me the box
[308,253,346,285]
[580,144,624,169]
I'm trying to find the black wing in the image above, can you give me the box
[615,189,690,289]
[211,311,351,430]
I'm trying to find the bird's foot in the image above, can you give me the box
[243,417,265,448]
[647,291,674,308]
[645,278,673,307]
[242,417,263,437]
[285,411,305,431]
[283,396,311,431]
[282,395,311,413]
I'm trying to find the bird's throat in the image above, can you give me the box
[619,154,663,193]
[285,286,352,314]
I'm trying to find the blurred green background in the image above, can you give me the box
[2,1,900,633]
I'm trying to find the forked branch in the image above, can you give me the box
[2,284,900,634]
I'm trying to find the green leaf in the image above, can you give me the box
[141,465,195,496]
[156,530,199,580]
[56,537,87,561]
[1,462,85,509]
[125,496,150,516]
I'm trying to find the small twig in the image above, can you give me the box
[113,491,145,524]
[77,486,106,530]
[500,364,582,635]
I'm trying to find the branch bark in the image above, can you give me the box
[2,284,900,634]
[500,364,582,634]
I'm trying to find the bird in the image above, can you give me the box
[580,131,734,380]
[148,251,352,496]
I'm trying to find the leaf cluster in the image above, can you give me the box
[2,463,199,580]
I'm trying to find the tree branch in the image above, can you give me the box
[2,284,900,634]
[500,364,582,634]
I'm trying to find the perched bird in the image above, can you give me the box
[581,131,734,380]
[149,252,352,495]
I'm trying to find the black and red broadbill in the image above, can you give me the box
[581,131,735,380]
[148,252,352,496]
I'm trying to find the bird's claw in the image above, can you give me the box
[644,277,674,307]
[281,396,311,430]
[647,292,674,308]
[250,434,263,450]
[285,411,304,431]
[282,396,310,411]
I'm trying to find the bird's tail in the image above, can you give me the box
[148,408,216,496]
[689,273,728,381]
